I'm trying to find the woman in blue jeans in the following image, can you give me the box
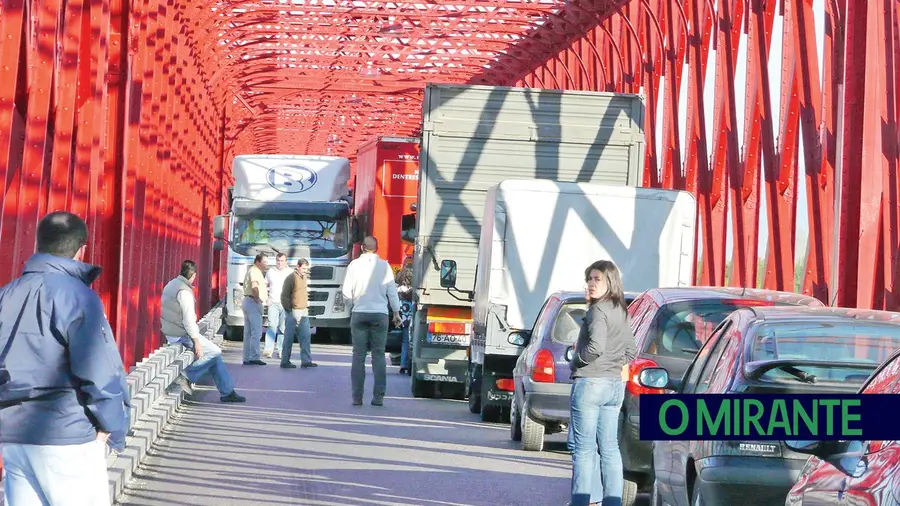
[568,260,636,506]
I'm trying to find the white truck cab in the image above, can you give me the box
[213,155,359,343]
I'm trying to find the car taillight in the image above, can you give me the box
[722,299,776,307]
[496,378,514,391]
[627,358,666,395]
[532,349,555,383]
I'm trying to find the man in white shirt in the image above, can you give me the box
[263,253,292,359]
[341,237,401,406]
[161,260,245,402]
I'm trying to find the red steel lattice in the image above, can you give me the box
[1,0,899,369]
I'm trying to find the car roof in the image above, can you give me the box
[741,304,900,326]
[639,286,823,307]
[554,290,640,302]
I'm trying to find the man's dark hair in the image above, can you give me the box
[180,260,198,279]
[36,211,89,259]
[254,254,265,265]
[297,258,310,267]
[276,253,287,260]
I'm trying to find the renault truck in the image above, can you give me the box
[213,155,359,344]
[440,181,696,422]
[403,83,646,402]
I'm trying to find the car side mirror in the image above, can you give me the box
[213,215,228,240]
[440,259,458,288]
[638,368,670,389]
[507,331,529,346]
[351,216,361,243]
[213,240,225,251]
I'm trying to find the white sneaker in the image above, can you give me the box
[263,350,273,359]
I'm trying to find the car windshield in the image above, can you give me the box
[231,214,351,258]
[750,322,900,384]
[551,303,587,344]
[644,299,780,358]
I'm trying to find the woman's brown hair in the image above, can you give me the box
[584,260,626,311]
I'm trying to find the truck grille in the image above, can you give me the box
[308,291,329,302]
[309,266,333,280]
[308,306,325,316]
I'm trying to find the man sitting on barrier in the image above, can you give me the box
[161,260,246,403]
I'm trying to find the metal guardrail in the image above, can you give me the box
[106,302,224,503]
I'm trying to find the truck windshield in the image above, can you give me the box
[231,214,350,258]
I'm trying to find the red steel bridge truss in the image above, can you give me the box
[0,0,898,367]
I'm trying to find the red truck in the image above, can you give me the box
[353,136,420,272]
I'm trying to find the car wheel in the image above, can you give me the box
[521,401,544,451]
[622,479,638,506]
[509,397,522,442]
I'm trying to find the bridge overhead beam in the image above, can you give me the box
[508,0,900,311]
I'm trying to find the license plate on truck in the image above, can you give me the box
[428,333,470,346]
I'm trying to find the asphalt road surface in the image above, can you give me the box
[118,342,650,506]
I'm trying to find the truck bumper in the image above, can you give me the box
[413,359,468,383]
[309,317,351,328]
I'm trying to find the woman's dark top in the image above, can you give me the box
[570,298,637,379]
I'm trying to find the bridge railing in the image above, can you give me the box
[105,302,224,503]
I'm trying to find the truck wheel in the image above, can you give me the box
[509,398,522,442]
[467,378,481,413]
[223,325,243,341]
[411,374,433,398]
[521,401,544,451]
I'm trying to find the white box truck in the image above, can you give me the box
[439,180,697,420]
[213,155,359,343]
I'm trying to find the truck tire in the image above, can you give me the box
[223,325,243,341]
[509,397,522,442]
[411,374,433,398]
[521,401,544,451]
[479,380,502,423]
[467,366,481,413]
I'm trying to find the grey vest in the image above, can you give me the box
[160,276,193,337]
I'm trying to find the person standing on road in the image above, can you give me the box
[0,211,130,505]
[395,261,414,376]
[161,260,246,403]
[280,258,318,369]
[242,254,269,365]
[568,260,635,506]
[264,253,292,360]
[341,237,402,406]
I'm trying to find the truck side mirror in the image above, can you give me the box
[400,213,416,244]
[213,215,228,240]
[213,240,225,251]
[440,260,458,288]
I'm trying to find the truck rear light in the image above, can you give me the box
[428,321,468,334]
[532,349,555,383]
[626,358,666,395]
[495,378,514,391]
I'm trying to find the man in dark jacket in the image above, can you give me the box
[0,211,130,505]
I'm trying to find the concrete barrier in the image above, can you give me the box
[106,302,224,504]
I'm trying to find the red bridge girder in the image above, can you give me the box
[0,0,898,368]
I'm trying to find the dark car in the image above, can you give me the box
[785,310,900,506]
[619,287,824,501]
[637,306,900,506]
[509,290,638,451]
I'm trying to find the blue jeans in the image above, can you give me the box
[167,334,235,396]
[242,298,263,361]
[400,324,411,369]
[282,310,312,365]
[568,377,626,506]
[264,303,286,354]
[3,441,110,505]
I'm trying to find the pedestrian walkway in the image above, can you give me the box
[116,343,573,506]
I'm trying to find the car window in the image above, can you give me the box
[627,297,648,335]
[682,320,732,389]
[643,299,790,359]
[531,296,559,338]
[688,327,733,394]
[750,321,900,384]
[551,302,587,344]
[706,331,743,393]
